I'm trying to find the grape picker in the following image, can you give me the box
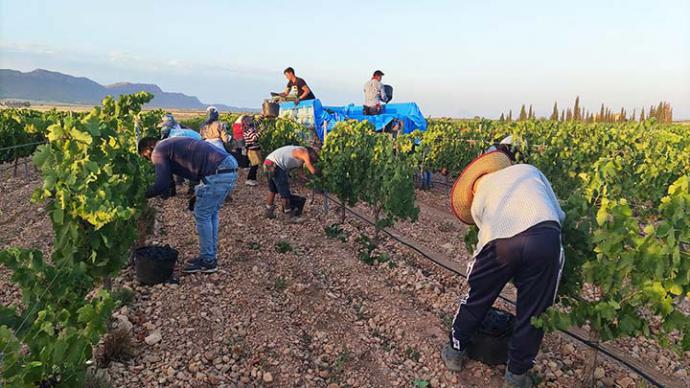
[263,145,319,220]
[158,112,202,195]
[442,149,565,388]
[138,136,238,274]
[199,106,231,151]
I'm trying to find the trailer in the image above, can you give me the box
[277,99,427,141]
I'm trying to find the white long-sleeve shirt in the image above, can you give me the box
[364,79,386,107]
[471,164,565,257]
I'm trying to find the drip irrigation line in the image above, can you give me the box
[0,141,46,152]
[323,193,666,387]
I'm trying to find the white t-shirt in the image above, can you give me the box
[266,145,305,170]
[471,164,566,257]
[364,79,385,107]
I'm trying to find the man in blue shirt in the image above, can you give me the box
[158,113,202,194]
[138,136,238,273]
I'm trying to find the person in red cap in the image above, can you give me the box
[442,148,565,388]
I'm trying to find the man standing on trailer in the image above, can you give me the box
[138,136,238,274]
[441,148,565,388]
[274,67,316,104]
[263,145,319,220]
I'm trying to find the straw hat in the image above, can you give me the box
[450,151,512,224]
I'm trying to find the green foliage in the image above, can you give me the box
[0,248,115,387]
[356,234,390,265]
[0,109,82,163]
[273,276,288,292]
[0,93,153,385]
[410,119,496,177]
[275,240,293,253]
[413,379,431,388]
[111,287,135,306]
[404,346,421,362]
[179,113,241,131]
[324,223,347,242]
[316,120,419,238]
[136,109,166,139]
[257,117,310,156]
[316,120,377,207]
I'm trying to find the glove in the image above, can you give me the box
[188,195,196,212]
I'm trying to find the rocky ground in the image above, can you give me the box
[1,167,688,387]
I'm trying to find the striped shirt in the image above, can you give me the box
[471,164,565,257]
[244,126,260,150]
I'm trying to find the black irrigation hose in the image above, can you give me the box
[324,193,665,388]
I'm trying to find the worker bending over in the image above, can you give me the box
[442,147,565,388]
[138,136,238,274]
[263,145,319,220]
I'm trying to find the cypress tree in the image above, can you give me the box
[560,110,565,122]
[566,108,573,121]
[519,105,528,121]
[639,108,645,121]
[507,110,513,122]
[528,105,534,120]
[551,102,559,121]
[573,96,581,121]
[499,113,505,121]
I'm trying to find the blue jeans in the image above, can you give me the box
[194,157,238,264]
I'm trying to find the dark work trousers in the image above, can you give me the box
[450,221,564,375]
[247,165,258,181]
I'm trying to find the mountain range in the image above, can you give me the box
[0,68,255,112]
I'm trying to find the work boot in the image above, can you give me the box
[503,370,534,388]
[440,343,466,372]
[264,205,276,219]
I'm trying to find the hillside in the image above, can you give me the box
[0,68,254,112]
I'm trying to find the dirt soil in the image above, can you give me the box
[1,167,688,388]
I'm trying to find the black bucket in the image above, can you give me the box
[466,308,515,365]
[134,245,178,285]
[290,195,306,216]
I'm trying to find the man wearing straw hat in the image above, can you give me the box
[441,149,565,388]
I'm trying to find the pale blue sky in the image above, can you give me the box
[1,0,689,118]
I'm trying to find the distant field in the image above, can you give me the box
[1,103,250,120]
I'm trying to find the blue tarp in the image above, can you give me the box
[278,99,427,141]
